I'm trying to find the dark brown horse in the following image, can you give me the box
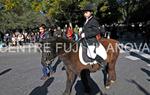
[41,37,120,95]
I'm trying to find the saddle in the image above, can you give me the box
[79,44,97,65]
[79,44,102,72]
[79,43,107,66]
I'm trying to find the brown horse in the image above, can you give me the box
[41,37,120,95]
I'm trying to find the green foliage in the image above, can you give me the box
[79,0,91,9]
[0,0,46,32]
[0,0,150,32]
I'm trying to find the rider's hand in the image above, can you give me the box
[81,33,85,38]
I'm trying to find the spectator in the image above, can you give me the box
[17,33,24,46]
[62,24,68,39]
[53,27,62,37]
[66,23,73,40]
[26,34,31,43]
[4,33,11,47]
[53,27,57,37]
[48,27,54,37]
[31,32,36,43]
[39,24,50,42]
[73,25,79,41]
[12,33,17,46]
[35,32,40,42]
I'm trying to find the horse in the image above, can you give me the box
[40,37,120,95]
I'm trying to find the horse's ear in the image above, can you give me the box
[48,36,57,42]
[41,36,57,43]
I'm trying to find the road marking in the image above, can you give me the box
[119,48,140,54]
[130,49,140,52]
[125,56,140,60]
[147,64,150,67]
[125,53,150,61]
[141,54,150,59]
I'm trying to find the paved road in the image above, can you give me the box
[0,46,150,95]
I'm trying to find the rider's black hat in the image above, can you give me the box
[82,3,95,12]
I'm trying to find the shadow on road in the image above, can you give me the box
[0,68,12,76]
[141,68,150,77]
[130,52,150,64]
[29,77,54,95]
[52,59,62,72]
[141,68,150,82]
[147,79,150,81]
[127,79,150,95]
[75,78,103,95]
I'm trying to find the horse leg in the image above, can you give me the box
[109,63,116,83]
[63,68,77,95]
[109,55,118,83]
[106,61,116,88]
[80,69,91,95]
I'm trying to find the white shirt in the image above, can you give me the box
[84,16,93,25]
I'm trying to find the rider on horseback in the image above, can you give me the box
[80,3,107,69]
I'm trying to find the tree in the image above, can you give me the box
[95,0,123,24]
[0,0,46,32]
[0,0,149,33]
[129,0,150,23]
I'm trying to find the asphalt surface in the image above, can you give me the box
[0,46,150,95]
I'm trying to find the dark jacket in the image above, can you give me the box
[39,31,50,42]
[81,16,100,46]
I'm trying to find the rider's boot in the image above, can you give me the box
[95,55,107,70]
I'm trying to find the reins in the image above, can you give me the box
[61,38,82,56]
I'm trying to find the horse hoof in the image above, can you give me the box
[105,86,110,89]
[111,80,115,84]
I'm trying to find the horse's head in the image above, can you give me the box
[40,37,73,63]
[40,37,58,63]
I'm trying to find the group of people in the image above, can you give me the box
[49,23,81,41]
[2,32,40,47]
[1,22,82,48]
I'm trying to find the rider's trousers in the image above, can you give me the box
[87,43,107,60]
